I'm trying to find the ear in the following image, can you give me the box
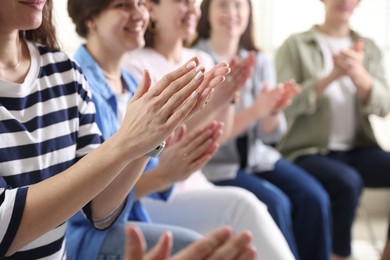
[86,19,96,31]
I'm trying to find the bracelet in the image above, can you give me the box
[144,141,166,157]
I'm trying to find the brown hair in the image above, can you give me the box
[20,0,59,49]
[144,0,160,48]
[192,0,259,52]
[67,0,112,38]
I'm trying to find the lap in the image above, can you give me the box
[98,221,202,259]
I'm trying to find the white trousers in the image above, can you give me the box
[141,184,295,260]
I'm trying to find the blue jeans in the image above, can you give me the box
[98,222,202,259]
[214,158,331,260]
[295,146,390,257]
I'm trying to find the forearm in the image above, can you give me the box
[316,72,338,98]
[228,106,258,140]
[352,70,372,104]
[90,156,149,223]
[260,112,281,134]
[7,135,137,255]
[133,168,171,200]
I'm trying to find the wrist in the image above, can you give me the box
[144,141,166,158]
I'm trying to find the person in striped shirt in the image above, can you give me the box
[0,0,248,259]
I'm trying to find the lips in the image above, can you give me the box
[18,0,46,10]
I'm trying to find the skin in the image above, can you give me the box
[124,225,257,260]
[316,0,372,106]
[78,0,257,259]
[147,0,255,140]
[0,0,219,256]
[317,0,385,259]
[205,0,299,139]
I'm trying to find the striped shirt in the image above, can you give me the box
[0,41,102,259]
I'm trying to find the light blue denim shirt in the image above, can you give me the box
[66,45,172,260]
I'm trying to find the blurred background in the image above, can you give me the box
[52,1,390,258]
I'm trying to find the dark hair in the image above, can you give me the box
[20,0,59,49]
[192,0,259,52]
[144,0,160,48]
[67,0,112,38]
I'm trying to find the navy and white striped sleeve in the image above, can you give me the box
[0,178,28,258]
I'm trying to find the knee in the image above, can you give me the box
[266,192,292,220]
[340,172,364,199]
[303,184,331,211]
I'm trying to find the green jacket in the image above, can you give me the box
[275,26,390,161]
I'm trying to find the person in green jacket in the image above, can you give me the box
[275,0,390,259]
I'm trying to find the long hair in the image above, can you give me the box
[67,0,112,38]
[192,0,259,52]
[144,0,160,48]
[20,0,59,49]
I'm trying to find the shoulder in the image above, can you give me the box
[184,48,214,69]
[29,42,83,79]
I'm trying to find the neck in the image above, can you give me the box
[209,33,239,63]
[318,20,350,37]
[0,32,22,70]
[153,34,183,64]
[86,38,124,80]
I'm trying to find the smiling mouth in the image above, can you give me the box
[18,0,46,10]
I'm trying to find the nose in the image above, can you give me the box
[187,0,198,13]
[130,5,146,21]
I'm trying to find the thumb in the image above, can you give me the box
[132,69,151,102]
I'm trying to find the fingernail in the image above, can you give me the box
[186,61,196,69]
[191,91,198,99]
[194,71,203,81]
[195,65,205,72]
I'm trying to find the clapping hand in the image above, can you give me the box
[254,80,300,119]
[156,121,223,184]
[114,57,228,160]
[124,225,257,260]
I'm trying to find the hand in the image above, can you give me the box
[331,40,372,101]
[272,79,301,112]
[254,80,300,119]
[124,225,257,260]
[211,52,256,109]
[156,121,223,184]
[114,57,220,160]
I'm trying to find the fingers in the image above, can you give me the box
[144,232,172,260]
[150,57,200,96]
[171,227,233,260]
[164,84,202,131]
[131,69,152,102]
[124,225,146,260]
[208,231,254,260]
[235,246,257,260]
[181,122,220,161]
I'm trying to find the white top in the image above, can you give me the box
[0,42,101,259]
[315,31,357,151]
[124,48,215,191]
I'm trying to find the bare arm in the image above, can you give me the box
[6,57,217,255]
